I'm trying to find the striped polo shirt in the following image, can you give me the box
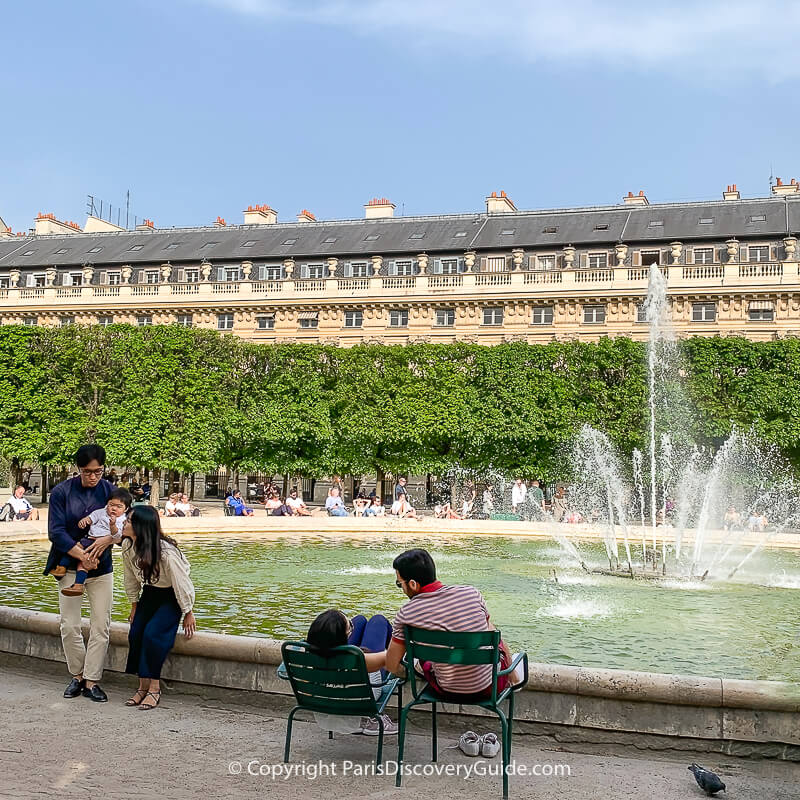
[392,582,493,694]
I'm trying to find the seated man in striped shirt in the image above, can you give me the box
[385,548,513,697]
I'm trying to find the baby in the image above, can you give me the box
[52,488,133,596]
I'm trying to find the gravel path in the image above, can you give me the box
[0,659,797,799]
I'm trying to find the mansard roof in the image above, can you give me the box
[1,196,798,270]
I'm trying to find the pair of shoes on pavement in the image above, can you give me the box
[359,714,398,735]
[459,731,501,758]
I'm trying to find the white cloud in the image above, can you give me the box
[197,0,800,81]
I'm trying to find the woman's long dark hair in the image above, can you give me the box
[127,505,182,585]
[307,609,348,653]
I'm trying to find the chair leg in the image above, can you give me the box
[495,707,510,800]
[431,702,438,761]
[507,692,515,761]
[396,704,410,788]
[376,715,384,770]
[284,706,300,763]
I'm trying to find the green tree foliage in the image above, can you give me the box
[0,326,797,482]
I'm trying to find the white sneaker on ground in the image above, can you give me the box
[360,714,398,736]
[480,733,501,758]
[458,730,481,756]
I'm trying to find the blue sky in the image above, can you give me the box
[2,0,799,233]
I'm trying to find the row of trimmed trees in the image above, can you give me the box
[1,325,798,504]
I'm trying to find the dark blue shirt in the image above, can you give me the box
[44,476,115,577]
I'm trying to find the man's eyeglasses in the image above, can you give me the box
[79,468,104,477]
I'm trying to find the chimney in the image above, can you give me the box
[723,184,740,201]
[84,215,125,233]
[623,190,649,206]
[214,216,227,228]
[243,204,277,225]
[772,177,800,196]
[364,198,395,219]
[0,216,10,238]
[34,212,83,235]
[485,190,516,214]
[135,219,155,232]
[296,209,316,223]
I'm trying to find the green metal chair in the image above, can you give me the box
[396,626,529,799]
[280,641,404,769]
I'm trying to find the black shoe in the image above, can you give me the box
[82,684,108,703]
[64,677,85,698]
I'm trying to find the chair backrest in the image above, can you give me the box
[281,641,380,717]
[403,625,501,702]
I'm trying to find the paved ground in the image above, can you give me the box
[0,660,797,800]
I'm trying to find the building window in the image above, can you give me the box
[87,246,103,254]
[282,238,298,246]
[542,226,558,234]
[165,242,182,251]
[97,315,114,327]
[583,305,606,324]
[692,302,716,322]
[59,316,75,327]
[587,253,608,269]
[185,269,200,283]
[500,228,515,236]
[137,315,152,326]
[636,303,647,323]
[107,271,121,285]
[259,265,283,281]
[128,244,144,252]
[408,232,425,240]
[531,306,554,325]
[298,313,319,329]
[364,233,380,242]
[453,231,467,238]
[438,258,459,275]
[177,314,193,328]
[748,215,767,223]
[344,310,363,328]
[54,248,69,255]
[693,248,714,265]
[698,217,715,225]
[225,267,241,282]
[302,263,325,280]
[435,309,455,327]
[67,272,83,286]
[257,315,275,330]
[29,274,46,287]
[323,237,337,244]
[483,307,504,326]
[536,254,556,270]
[749,245,770,262]
[641,250,660,266]
[145,270,160,284]
[748,303,774,321]
[217,313,234,331]
[348,262,369,278]
[391,260,415,276]
[241,240,256,248]
[24,317,38,326]
[389,309,408,327]
[0,276,9,288]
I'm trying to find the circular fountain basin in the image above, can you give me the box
[3,529,800,682]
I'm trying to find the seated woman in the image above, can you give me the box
[264,490,283,514]
[163,493,179,517]
[305,609,397,735]
[325,487,348,517]
[363,495,385,516]
[175,494,200,517]
[433,502,461,520]
[226,490,254,516]
[353,488,370,518]
[390,495,417,519]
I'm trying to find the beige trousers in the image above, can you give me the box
[56,571,114,682]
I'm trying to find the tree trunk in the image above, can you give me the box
[190,472,196,501]
[150,467,162,508]
[10,458,23,489]
[41,469,48,505]
[376,467,385,504]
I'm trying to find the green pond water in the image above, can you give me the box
[2,534,800,681]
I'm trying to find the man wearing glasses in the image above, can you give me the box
[43,444,116,702]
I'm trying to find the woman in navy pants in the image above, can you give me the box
[122,506,196,710]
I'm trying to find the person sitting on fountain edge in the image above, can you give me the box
[385,548,519,696]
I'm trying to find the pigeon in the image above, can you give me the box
[689,763,726,795]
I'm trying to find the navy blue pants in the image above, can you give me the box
[126,586,182,680]
[348,614,391,679]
